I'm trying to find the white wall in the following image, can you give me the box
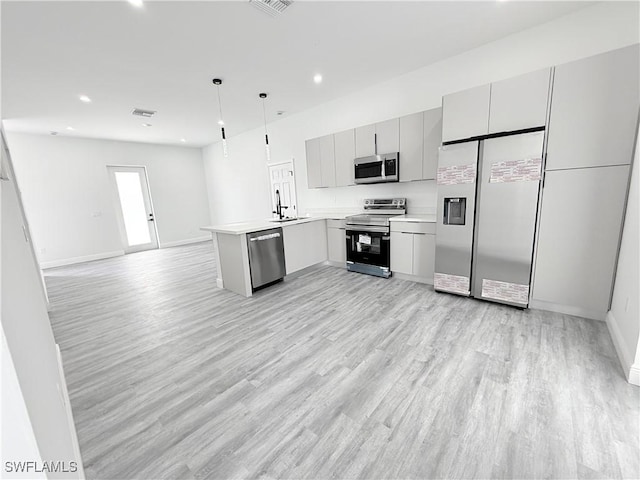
[203,2,639,225]
[7,133,211,267]
[607,129,640,385]
[1,133,81,478]
[1,326,46,480]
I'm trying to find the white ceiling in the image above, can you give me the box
[2,1,592,147]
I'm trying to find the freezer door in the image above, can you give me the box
[434,141,478,296]
[472,131,544,307]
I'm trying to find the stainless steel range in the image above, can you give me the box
[345,198,406,278]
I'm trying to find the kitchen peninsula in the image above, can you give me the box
[202,217,329,297]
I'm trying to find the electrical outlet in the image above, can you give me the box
[91,211,102,218]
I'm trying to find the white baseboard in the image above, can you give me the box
[392,271,434,285]
[216,277,224,289]
[55,344,85,479]
[606,310,638,385]
[325,260,346,269]
[629,364,640,387]
[160,236,211,248]
[529,299,606,322]
[41,250,124,269]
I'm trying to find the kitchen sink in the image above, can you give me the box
[270,217,300,223]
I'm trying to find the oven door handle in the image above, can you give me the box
[346,225,390,234]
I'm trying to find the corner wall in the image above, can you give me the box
[6,133,211,268]
[607,129,640,385]
[202,2,639,225]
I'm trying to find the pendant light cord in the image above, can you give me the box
[261,97,269,142]
[216,85,224,125]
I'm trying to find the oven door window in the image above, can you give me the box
[355,161,383,180]
[346,230,390,266]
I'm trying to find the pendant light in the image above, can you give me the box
[259,92,271,162]
[212,78,228,158]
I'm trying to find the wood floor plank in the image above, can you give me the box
[44,241,640,479]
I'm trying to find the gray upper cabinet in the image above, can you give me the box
[423,107,442,180]
[546,44,640,170]
[355,124,376,158]
[442,84,490,142]
[305,137,322,188]
[334,129,356,187]
[399,112,423,182]
[375,118,400,154]
[489,68,551,134]
[319,134,336,188]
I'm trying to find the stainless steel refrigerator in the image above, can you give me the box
[434,131,544,307]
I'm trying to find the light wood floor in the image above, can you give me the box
[46,242,639,480]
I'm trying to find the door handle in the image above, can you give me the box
[148,213,154,222]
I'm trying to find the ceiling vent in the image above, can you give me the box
[250,0,292,17]
[131,108,156,118]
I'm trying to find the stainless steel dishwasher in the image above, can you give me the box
[247,227,286,291]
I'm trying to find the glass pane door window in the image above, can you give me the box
[107,166,159,253]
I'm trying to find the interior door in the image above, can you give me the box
[268,161,297,218]
[107,166,158,253]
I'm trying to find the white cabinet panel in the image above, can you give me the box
[532,165,630,318]
[327,227,346,264]
[399,112,423,182]
[442,84,490,142]
[334,129,355,187]
[355,124,376,158]
[489,68,551,134]
[390,231,413,275]
[283,220,328,275]
[413,234,435,281]
[546,45,639,170]
[305,138,322,189]
[375,118,400,154]
[423,107,442,180]
[319,134,336,188]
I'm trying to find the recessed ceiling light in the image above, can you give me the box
[313,74,323,84]
[277,111,285,116]
[142,123,152,127]
[218,120,225,126]
[50,131,59,136]
[180,138,186,143]
[128,0,144,8]
[66,126,75,131]
[79,95,92,103]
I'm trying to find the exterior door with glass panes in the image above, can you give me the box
[107,166,158,253]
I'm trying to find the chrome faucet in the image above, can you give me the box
[273,189,288,219]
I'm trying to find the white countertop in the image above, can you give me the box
[201,216,326,235]
[389,214,437,223]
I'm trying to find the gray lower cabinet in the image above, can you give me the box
[305,137,322,188]
[489,68,551,134]
[546,44,639,170]
[334,129,355,187]
[390,232,413,274]
[355,124,376,158]
[390,222,436,283]
[412,233,436,280]
[442,84,490,142]
[532,165,630,318]
[327,221,346,264]
[319,134,336,187]
[376,118,399,154]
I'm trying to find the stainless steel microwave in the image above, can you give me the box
[354,152,399,184]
